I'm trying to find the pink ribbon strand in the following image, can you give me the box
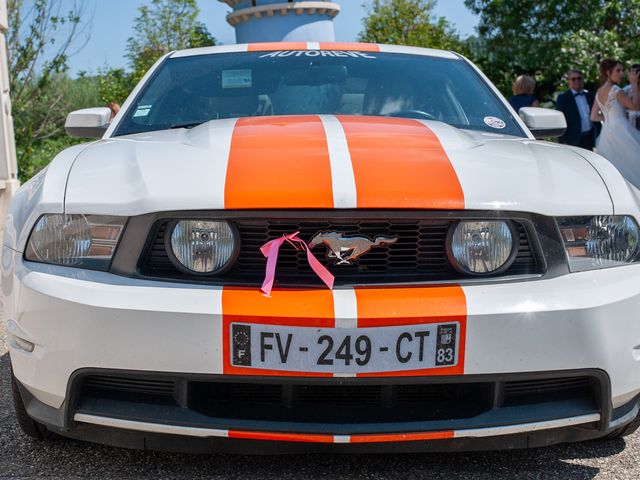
[260,232,335,295]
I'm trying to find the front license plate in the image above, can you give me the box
[230,322,459,374]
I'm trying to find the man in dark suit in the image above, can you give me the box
[556,69,597,150]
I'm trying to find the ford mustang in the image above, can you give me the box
[4,42,640,453]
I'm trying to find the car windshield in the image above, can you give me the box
[114,50,525,137]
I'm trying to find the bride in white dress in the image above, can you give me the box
[591,59,640,188]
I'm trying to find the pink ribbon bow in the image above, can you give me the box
[260,232,335,295]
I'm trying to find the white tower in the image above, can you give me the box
[0,0,19,226]
[220,1,341,44]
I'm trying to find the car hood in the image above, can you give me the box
[64,115,613,216]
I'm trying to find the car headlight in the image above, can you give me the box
[557,216,640,271]
[168,220,238,274]
[447,220,517,275]
[25,214,126,270]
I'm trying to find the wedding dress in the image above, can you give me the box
[595,85,640,189]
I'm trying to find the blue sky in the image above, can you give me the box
[68,0,478,75]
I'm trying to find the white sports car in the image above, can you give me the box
[4,42,640,453]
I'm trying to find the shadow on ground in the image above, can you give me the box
[0,351,631,479]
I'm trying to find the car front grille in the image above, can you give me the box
[76,373,600,426]
[82,375,176,396]
[137,216,542,286]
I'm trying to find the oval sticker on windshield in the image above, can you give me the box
[484,116,506,129]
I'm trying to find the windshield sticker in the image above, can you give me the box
[133,105,152,118]
[259,50,376,59]
[483,116,506,129]
[222,69,252,89]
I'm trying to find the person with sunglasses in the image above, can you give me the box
[556,69,597,150]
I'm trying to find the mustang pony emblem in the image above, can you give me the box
[309,232,399,265]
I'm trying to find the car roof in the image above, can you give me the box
[170,42,461,60]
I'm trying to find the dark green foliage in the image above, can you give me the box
[359,0,640,98]
[98,68,135,106]
[7,0,93,181]
[359,0,468,54]
[464,0,640,95]
[14,74,99,182]
[17,136,87,182]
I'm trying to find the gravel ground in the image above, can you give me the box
[2,321,640,479]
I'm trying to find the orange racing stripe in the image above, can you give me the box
[356,286,467,327]
[338,116,465,209]
[355,286,467,377]
[228,430,334,443]
[226,429,455,443]
[224,116,334,209]
[349,431,455,443]
[221,287,335,377]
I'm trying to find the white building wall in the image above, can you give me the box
[0,0,20,228]
[220,1,340,43]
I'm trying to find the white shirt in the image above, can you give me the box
[571,89,592,133]
[623,85,639,126]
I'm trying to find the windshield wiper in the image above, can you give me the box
[169,122,203,130]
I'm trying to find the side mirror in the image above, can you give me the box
[65,108,112,138]
[519,107,567,139]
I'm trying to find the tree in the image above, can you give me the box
[555,30,625,88]
[359,0,467,53]
[126,0,216,82]
[465,0,640,95]
[7,0,93,180]
[98,67,135,106]
[98,0,217,117]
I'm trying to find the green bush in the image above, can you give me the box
[14,74,101,181]
[18,136,88,182]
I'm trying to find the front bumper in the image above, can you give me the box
[15,368,639,453]
[5,247,640,451]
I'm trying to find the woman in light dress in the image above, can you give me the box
[591,59,640,188]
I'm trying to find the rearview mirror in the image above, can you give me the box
[519,107,567,139]
[65,108,111,138]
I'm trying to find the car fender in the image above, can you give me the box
[2,142,95,252]
[568,146,640,219]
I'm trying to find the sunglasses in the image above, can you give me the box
[569,77,583,81]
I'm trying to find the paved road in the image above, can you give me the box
[2,321,639,479]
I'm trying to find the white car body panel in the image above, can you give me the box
[65,119,239,219]
[570,146,640,218]
[62,119,612,220]
[424,122,613,216]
